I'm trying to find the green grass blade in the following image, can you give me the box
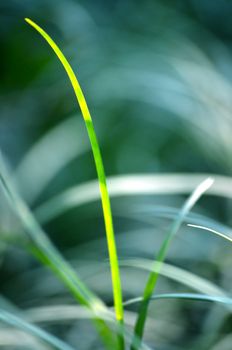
[124,293,232,307]
[131,177,214,350]
[34,173,232,225]
[120,258,229,299]
[24,19,124,347]
[0,153,116,349]
[0,308,76,350]
[24,306,153,350]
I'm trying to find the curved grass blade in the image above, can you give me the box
[25,19,124,348]
[124,293,232,307]
[121,204,232,237]
[0,153,116,349]
[24,309,153,350]
[130,178,213,350]
[34,173,232,225]
[10,257,228,306]
[0,308,76,350]
[0,328,47,349]
[120,258,229,300]
[25,303,177,341]
[188,224,232,243]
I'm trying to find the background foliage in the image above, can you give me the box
[1,1,232,349]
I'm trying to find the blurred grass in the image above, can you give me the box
[1,0,232,349]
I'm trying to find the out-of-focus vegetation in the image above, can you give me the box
[1,1,232,349]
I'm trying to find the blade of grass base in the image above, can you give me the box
[25,18,124,349]
[0,153,116,349]
[131,177,214,350]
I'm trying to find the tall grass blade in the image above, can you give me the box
[25,19,124,348]
[0,308,76,350]
[0,153,116,349]
[130,177,214,350]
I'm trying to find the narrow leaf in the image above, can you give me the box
[34,173,232,224]
[124,293,232,307]
[0,308,75,350]
[0,153,115,349]
[25,19,124,349]
[131,178,213,350]
[188,224,232,243]
[120,259,229,300]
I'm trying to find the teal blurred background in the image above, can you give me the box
[1,1,232,349]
